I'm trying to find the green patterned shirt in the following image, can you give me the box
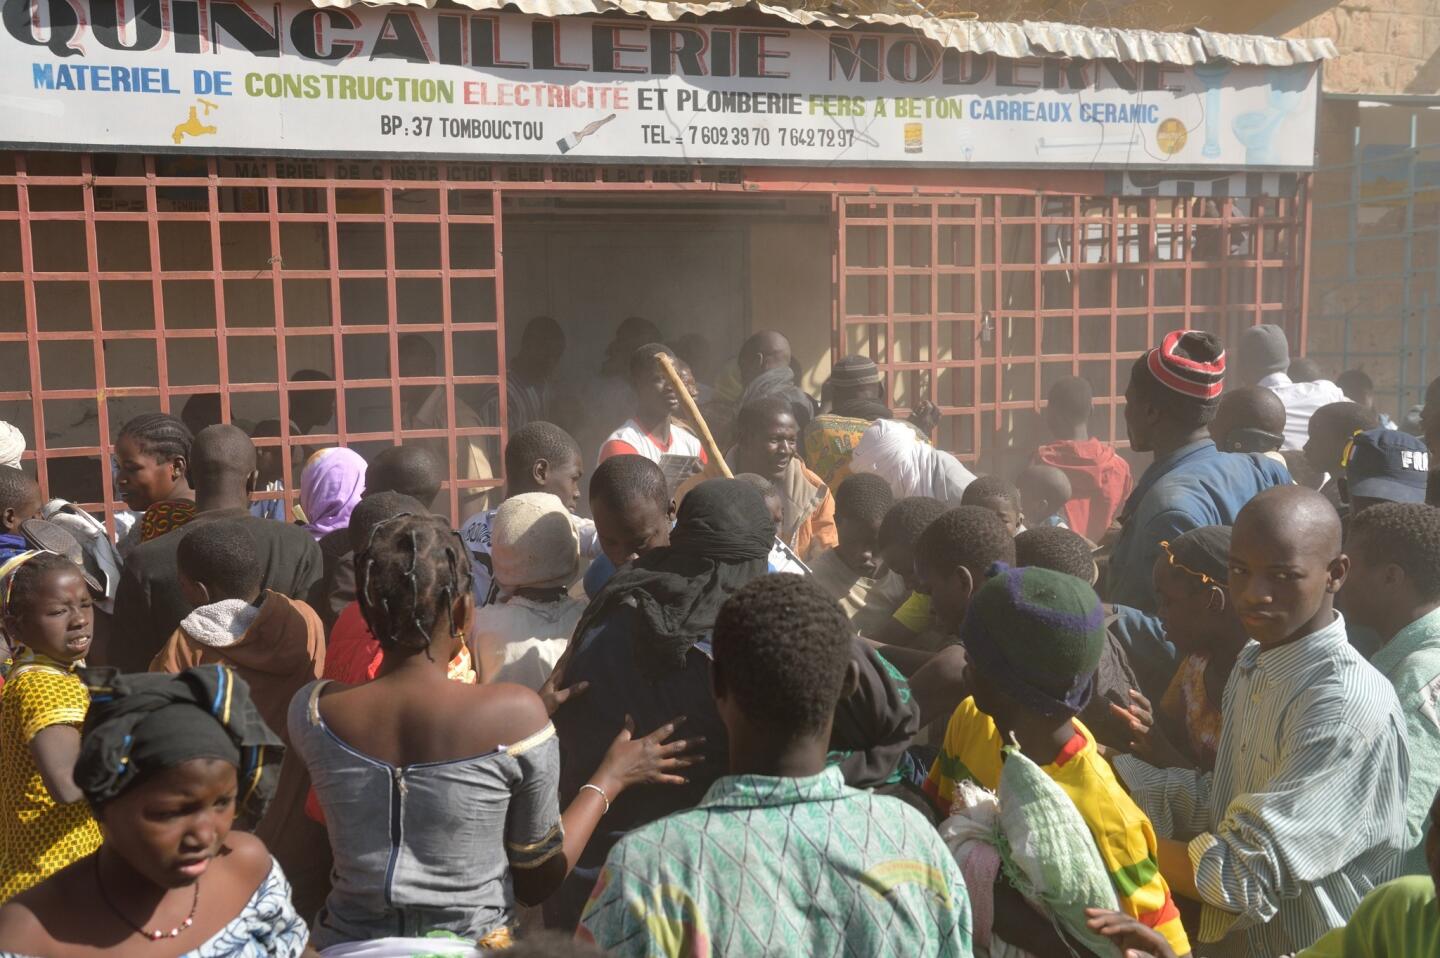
[578,767,973,958]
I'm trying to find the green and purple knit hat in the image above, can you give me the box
[960,563,1107,719]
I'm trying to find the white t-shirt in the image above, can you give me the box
[1258,373,1348,451]
[460,507,598,607]
[598,418,706,466]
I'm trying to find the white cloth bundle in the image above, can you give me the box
[848,419,976,504]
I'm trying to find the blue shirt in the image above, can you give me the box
[583,553,616,598]
[1107,603,1179,700]
[248,480,288,523]
[1107,440,1290,612]
[0,533,29,563]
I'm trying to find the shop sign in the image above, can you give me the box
[2,0,1320,168]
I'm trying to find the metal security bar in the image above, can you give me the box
[0,151,507,527]
[1309,111,1437,421]
[836,188,1309,475]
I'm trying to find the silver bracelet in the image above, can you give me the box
[580,782,610,814]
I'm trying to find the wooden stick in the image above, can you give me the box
[656,352,732,479]
[654,352,812,576]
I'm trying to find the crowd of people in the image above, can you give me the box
[0,319,1436,958]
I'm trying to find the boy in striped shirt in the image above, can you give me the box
[923,563,1191,957]
[1116,485,1409,957]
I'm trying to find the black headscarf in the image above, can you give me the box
[76,666,284,825]
[1163,525,1232,586]
[739,366,815,430]
[831,641,921,790]
[575,479,773,680]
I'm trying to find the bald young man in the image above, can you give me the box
[738,330,792,385]
[1113,486,1408,957]
[109,425,323,672]
[1210,387,1288,456]
[736,329,818,431]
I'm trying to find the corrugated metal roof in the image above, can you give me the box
[309,0,1336,67]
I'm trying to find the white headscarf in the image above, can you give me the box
[848,419,976,504]
[0,422,24,469]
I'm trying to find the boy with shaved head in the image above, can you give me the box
[1209,386,1288,458]
[1016,462,1073,530]
[110,425,323,672]
[0,468,42,561]
[736,330,817,430]
[1113,486,1408,957]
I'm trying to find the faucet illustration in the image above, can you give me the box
[172,105,217,145]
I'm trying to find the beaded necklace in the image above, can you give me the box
[95,857,200,942]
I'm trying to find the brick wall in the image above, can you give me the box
[1273,3,1440,412]
[1280,0,1440,96]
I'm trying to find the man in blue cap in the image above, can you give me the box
[1343,428,1431,516]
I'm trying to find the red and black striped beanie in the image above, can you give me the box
[1141,330,1226,405]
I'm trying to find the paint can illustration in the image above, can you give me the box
[1156,118,1187,155]
[904,122,923,154]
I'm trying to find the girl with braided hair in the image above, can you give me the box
[113,414,195,553]
[289,513,696,952]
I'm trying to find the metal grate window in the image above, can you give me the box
[0,151,506,527]
[836,187,1310,475]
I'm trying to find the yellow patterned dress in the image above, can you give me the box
[0,650,101,900]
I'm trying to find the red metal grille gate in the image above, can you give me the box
[0,151,1309,527]
[0,152,507,527]
[836,189,1310,475]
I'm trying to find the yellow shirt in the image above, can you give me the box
[0,653,101,900]
[925,697,1190,957]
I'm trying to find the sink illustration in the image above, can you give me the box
[1193,61,1232,158]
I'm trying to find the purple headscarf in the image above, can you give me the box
[300,447,366,541]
